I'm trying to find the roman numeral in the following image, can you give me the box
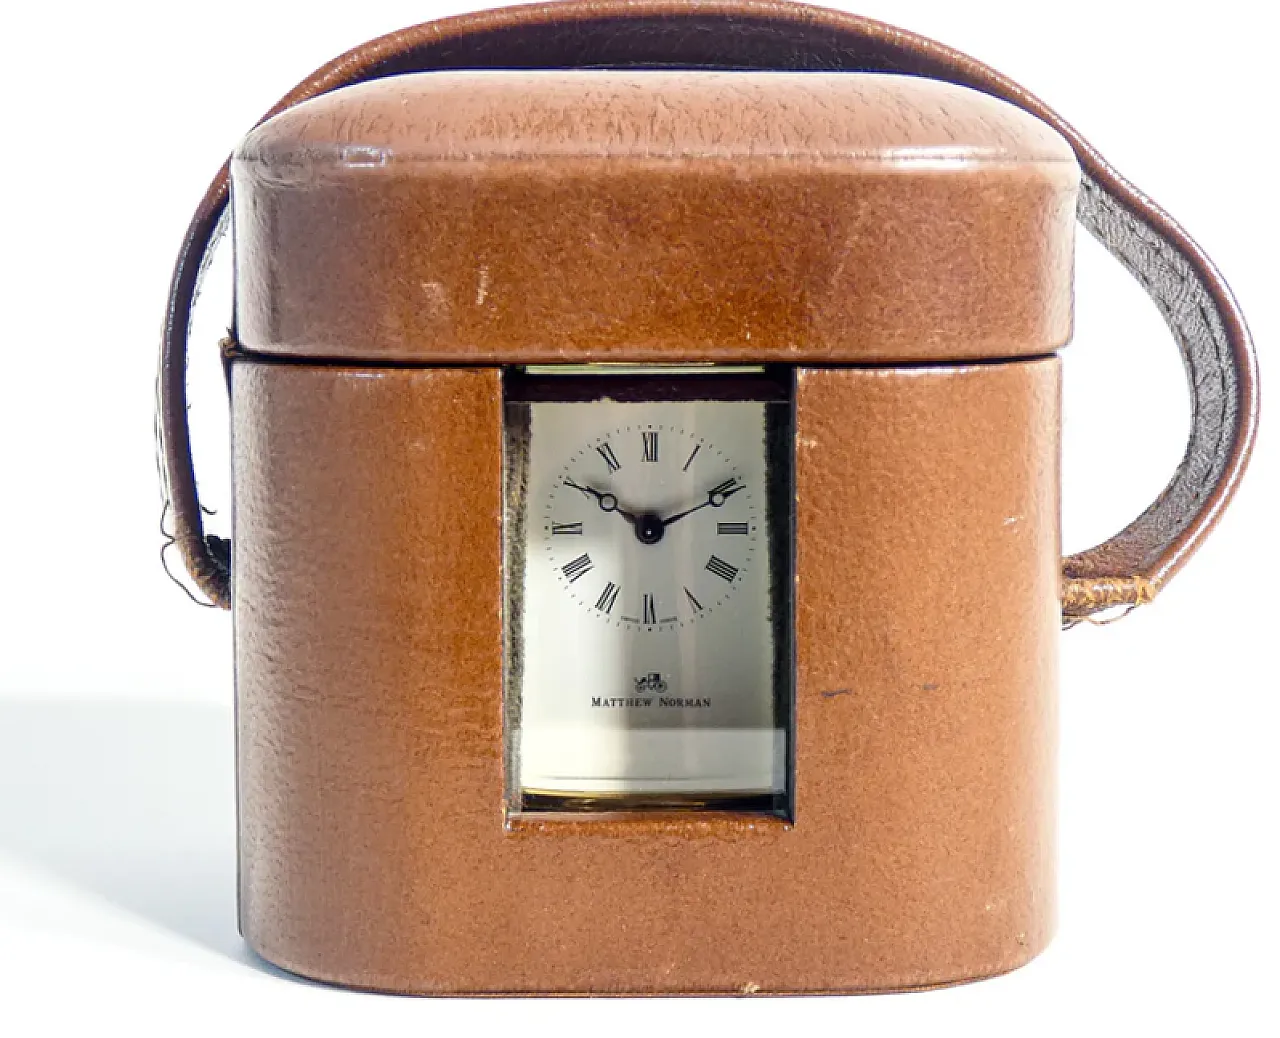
[596,442,621,472]
[682,444,701,472]
[562,553,594,583]
[705,555,739,582]
[551,522,583,536]
[684,586,704,613]
[595,582,620,614]
[641,431,659,463]
[642,593,657,625]
[717,522,749,536]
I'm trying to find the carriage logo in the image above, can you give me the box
[633,672,668,695]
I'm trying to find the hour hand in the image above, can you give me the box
[660,478,745,528]
[564,479,639,525]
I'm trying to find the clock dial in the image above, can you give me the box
[542,425,759,631]
[506,382,793,810]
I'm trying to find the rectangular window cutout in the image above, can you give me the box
[503,368,795,818]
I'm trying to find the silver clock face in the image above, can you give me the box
[541,423,759,632]
[508,390,790,803]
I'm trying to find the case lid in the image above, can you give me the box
[231,69,1079,363]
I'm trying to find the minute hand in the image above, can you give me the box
[660,479,745,528]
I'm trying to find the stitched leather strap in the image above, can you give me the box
[159,0,1258,617]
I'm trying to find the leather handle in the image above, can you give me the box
[160,0,1258,618]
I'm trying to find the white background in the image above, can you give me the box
[0,0,1274,1034]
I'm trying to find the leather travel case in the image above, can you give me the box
[156,0,1258,995]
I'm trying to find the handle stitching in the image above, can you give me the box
[1077,177,1235,554]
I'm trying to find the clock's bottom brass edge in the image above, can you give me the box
[519,789,784,813]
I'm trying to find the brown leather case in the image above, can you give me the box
[156,0,1259,996]
[225,66,1067,995]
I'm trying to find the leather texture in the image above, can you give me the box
[232,357,1059,993]
[232,70,1077,364]
[158,0,1258,619]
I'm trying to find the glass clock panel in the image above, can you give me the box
[504,371,793,815]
